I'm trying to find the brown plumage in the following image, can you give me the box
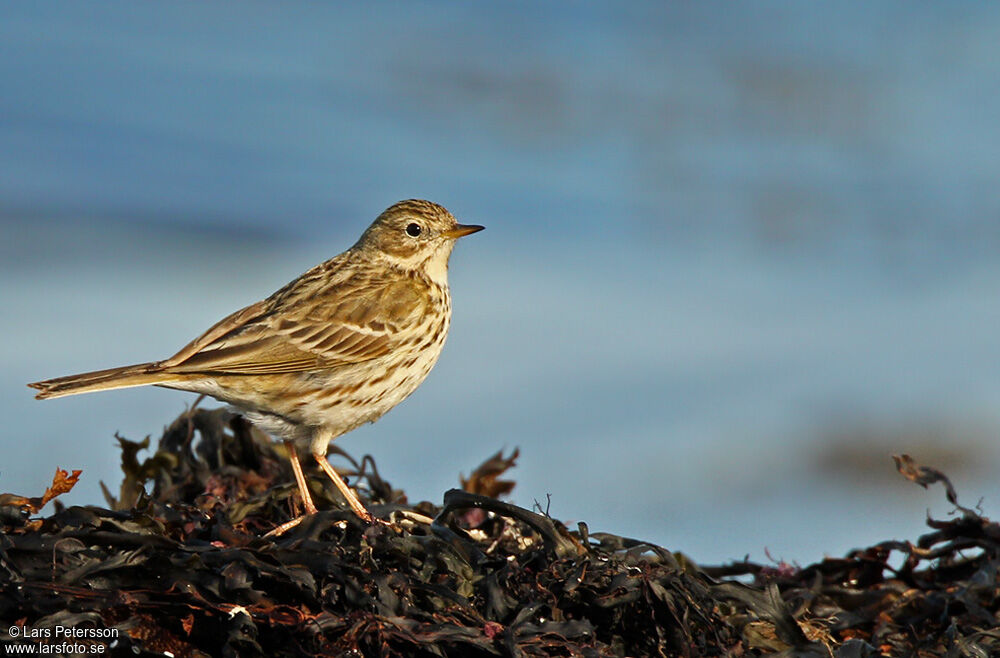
[29,199,483,533]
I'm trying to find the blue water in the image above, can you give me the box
[3,2,1000,564]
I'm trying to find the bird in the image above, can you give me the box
[29,199,483,534]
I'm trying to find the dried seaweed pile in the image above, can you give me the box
[1,408,998,657]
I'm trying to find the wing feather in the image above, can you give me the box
[161,266,429,376]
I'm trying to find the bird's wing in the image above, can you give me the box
[161,269,430,376]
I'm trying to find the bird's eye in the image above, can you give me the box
[405,223,422,237]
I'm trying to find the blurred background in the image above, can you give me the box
[4,2,1000,565]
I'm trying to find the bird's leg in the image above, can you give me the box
[265,440,318,537]
[286,440,318,515]
[308,428,377,523]
[313,452,375,523]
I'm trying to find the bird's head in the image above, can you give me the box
[355,200,483,282]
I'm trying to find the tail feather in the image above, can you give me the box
[28,362,182,400]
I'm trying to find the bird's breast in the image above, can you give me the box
[291,288,452,435]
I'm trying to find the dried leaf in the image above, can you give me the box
[892,453,975,515]
[181,613,194,636]
[5,468,84,514]
[39,468,83,508]
[460,448,519,498]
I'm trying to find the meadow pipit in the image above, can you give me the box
[29,200,483,533]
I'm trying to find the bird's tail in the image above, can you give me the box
[28,362,184,400]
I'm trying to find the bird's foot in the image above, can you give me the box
[265,509,388,538]
[356,510,393,527]
[264,515,308,538]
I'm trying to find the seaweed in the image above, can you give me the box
[1,408,997,656]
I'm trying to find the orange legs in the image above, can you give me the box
[313,451,374,524]
[266,440,375,536]
[266,440,319,537]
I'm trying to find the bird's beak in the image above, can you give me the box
[442,224,485,239]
